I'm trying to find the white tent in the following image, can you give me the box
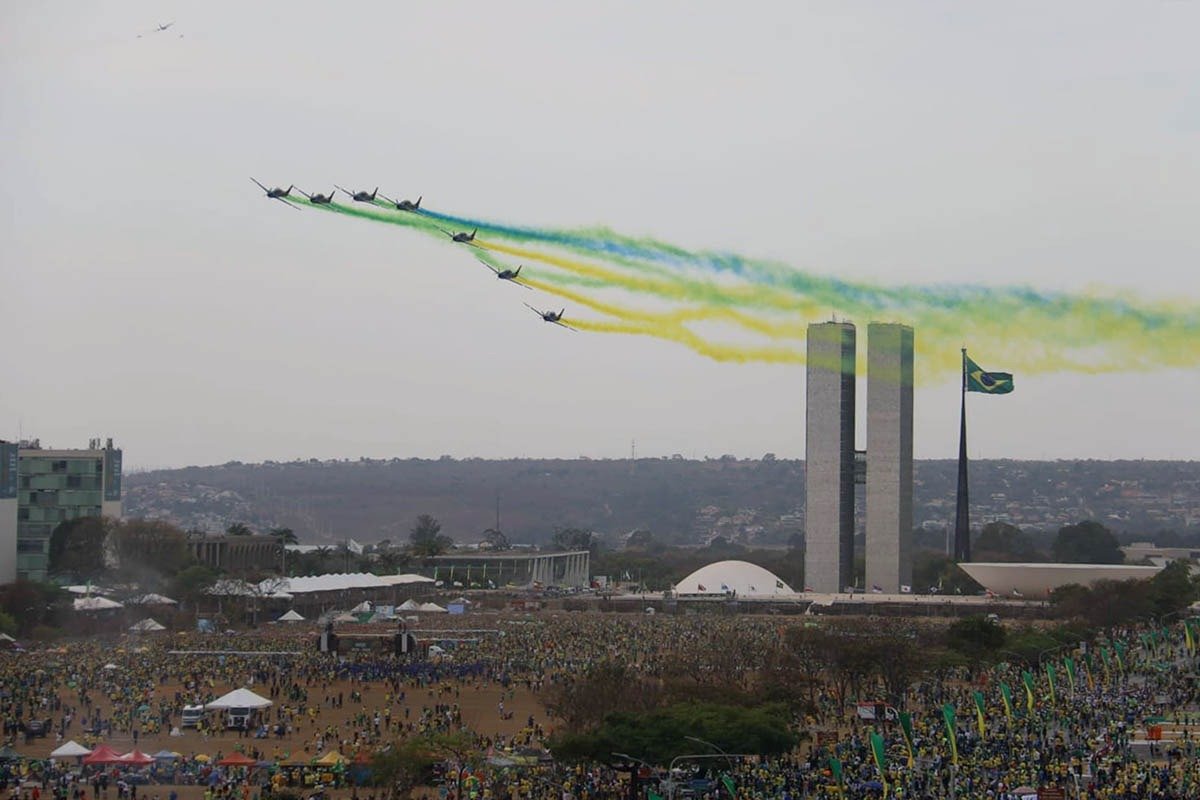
[418,602,447,613]
[205,688,273,710]
[333,613,358,623]
[397,599,421,611]
[277,609,305,622]
[350,600,372,614]
[126,593,178,605]
[50,740,92,758]
[130,618,166,633]
[74,596,124,611]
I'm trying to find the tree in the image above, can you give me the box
[410,514,453,557]
[551,527,596,552]
[542,661,663,734]
[481,528,510,551]
[110,519,194,586]
[945,615,1007,663]
[975,522,1038,562]
[0,581,63,636]
[0,611,16,636]
[370,738,439,798]
[1053,521,1123,564]
[226,522,253,536]
[168,564,218,611]
[269,527,298,545]
[48,517,112,580]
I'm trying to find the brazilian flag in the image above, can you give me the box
[965,355,1014,394]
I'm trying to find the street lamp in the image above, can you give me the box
[612,752,654,800]
[683,736,736,770]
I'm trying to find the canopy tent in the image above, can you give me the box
[349,600,372,614]
[126,593,177,605]
[74,596,124,611]
[83,745,125,764]
[130,618,166,633]
[50,741,92,758]
[277,609,305,622]
[397,599,421,611]
[0,746,22,761]
[418,602,447,613]
[102,663,120,670]
[332,613,358,623]
[205,688,273,710]
[118,750,155,766]
[152,750,181,761]
[217,752,258,767]
[315,751,347,765]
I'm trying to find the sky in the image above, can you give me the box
[2,1,1199,468]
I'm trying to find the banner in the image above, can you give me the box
[999,682,1014,721]
[869,731,889,799]
[972,691,987,738]
[1021,671,1035,714]
[942,703,959,764]
[898,712,916,767]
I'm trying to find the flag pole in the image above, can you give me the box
[954,348,970,562]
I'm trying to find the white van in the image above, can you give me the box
[181,705,206,728]
[225,706,253,730]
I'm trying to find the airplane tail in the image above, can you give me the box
[415,196,422,208]
[285,185,294,195]
[471,228,477,239]
[370,188,378,200]
[514,267,521,277]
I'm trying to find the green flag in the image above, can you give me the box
[999,682,1014,721]
[869,731,889,799]
[828,756,843,785]
[898,712,916,766]
[1046,663,1058,705]
[648,791,664,800]
[942,702,959,764]
[720,775,736,798]
[972,690,987,738]
[1114,641,1127,672]
[1063,657,1077,692]
[965,354,1014,394]
[1100,646,1112,681]
[1021,670,1036,714]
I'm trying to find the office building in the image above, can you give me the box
[7,439,123,582]
[804,322,857,593]
[865,323,914,593]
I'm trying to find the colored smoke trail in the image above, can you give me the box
[289,197,1200,379]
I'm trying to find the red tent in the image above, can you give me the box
[217,753,257,767]
[83,745,125,765]
[118,750,154,766]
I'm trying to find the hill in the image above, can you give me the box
[124,457,1200,547]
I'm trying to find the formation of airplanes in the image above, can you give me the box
[252,179,575,333]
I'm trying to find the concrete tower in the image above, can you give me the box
[804,322,857,593]
[865,323,914,593]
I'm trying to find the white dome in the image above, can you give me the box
[675,560,795,597]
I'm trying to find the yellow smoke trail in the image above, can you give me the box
[477,238,808,314]
[568,317,807,365]
[520,276,818,340]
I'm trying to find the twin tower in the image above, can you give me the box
[805,322,913,594]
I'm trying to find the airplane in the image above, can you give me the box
[380,194,422,212]
[477,259,529,288]
[335,185,378,203]
[250,178,299,209]
[298,188,336,205]
[524,303,575,331]
[154,22,174,32]
[438,227,477,243]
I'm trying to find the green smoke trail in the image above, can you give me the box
[290,197,1200,379]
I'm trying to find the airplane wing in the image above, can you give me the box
[523,303,545,317]
[379,194,397,206]
[273,197,301,211]
[334,185,354,197]
[511,280,533,290]
[476,259,500,274]
[552,320,577,332]
[437,228,455,238]
[250,177,270,193]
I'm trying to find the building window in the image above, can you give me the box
[52,460,68,473]
[67,475,82,489]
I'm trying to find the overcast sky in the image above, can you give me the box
[3,1,1198,468]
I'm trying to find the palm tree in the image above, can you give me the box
[226,522,253,536]
[270,527,299,545]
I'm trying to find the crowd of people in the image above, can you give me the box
[1,609,1198,799]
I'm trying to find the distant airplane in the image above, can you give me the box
[298,188,335,205]
[524,303,575,331]
[381,194,422,212]
[439,227,477,243]
[335,186,378,203]
[250,178,298,209]
[155,22,174,32]
[477,259,529,288]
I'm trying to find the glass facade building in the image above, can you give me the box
[8,440,123,582]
